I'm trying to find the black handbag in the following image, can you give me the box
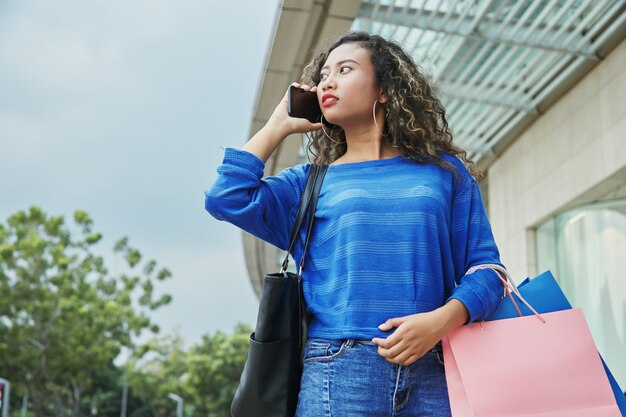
[231,162,328,417]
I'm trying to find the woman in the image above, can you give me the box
[205,31,506,417]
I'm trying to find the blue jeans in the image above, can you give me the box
[296,338,451,417]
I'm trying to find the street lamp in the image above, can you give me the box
[0,378,10,417]
[167,392,183,417]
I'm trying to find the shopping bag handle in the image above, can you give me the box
[466,264,546,324]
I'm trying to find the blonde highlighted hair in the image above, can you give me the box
[300,31,482,179]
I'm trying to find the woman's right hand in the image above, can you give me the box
[266,82,324,137]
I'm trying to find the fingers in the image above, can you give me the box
[374,330,409,359]
[372,312,441,366]
[377,316,406,331]
[380,343,423,366]
[378,320,395,331]
[290,82,317,92]
[372,329,400,348]
[387,353,419,366]
[379,342,418,365]
[372,318,403,348]
[372,327,428,366]
[371,337,387,348]
[376,341,405,359]
[378,323,391,331]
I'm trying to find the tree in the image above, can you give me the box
[126,333,188,417]
[0,206,172,417]
[183,323,251,417]
[125,323,251,417]
[80,361,124,417]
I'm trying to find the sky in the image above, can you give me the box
[0,0,283,345]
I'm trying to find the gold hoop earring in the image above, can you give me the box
[373,100,379,130]
[373,100,391,137]
[320,115,342,145]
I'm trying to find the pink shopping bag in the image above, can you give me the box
[443,303,621,416]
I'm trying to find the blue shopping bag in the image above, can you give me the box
[487,270,626,416]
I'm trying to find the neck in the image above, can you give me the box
[340,121,398,162]
[344,138,397,161]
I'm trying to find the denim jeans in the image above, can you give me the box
[295,338,451,417]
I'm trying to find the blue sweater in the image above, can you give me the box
[205,147,505,339]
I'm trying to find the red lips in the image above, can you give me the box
[322,93,339,107]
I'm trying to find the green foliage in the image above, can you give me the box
[125,323,252,417]
[126,334,188,417]
[0,206,173,417]
[184,323,252,416]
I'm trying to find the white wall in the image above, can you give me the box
[488,38,626,280]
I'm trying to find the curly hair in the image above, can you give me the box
[300,31,482,179]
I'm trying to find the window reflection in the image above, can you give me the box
[536,199,626,390]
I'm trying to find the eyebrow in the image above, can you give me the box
[321,59,360,71]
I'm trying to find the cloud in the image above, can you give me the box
[0,4,125,92]
[144,236,260,346]
[0,0,281,343]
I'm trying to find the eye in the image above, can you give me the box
[320,73,328,80]
[340,66,352,73]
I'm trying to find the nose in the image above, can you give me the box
[319,76,336,91]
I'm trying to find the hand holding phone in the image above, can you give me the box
[287,85,322,123]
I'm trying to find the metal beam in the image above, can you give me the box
[357,2,600,58]
[431,0,498,79]
[441,86,539,114]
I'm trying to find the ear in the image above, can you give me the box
[378,88,388,104]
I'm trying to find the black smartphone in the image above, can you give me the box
[288,85,322,123]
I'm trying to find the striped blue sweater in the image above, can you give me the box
[205,147,505,339]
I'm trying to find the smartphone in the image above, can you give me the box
[288,85,322,123]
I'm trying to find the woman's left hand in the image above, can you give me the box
[372,299,469,366]
[371,311,444,366]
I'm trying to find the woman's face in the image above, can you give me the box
[317,42,383,129]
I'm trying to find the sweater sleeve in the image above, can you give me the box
[446,176,506,323]
[204,147,309,251]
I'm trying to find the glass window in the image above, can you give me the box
[536,199,626,390]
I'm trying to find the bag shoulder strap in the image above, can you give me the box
[298,164,327,275]
[281,163,327,272]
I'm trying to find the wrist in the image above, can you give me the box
[434,299,470,334]
[265,117,291,140]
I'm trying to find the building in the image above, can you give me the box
[242,0,626,388]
